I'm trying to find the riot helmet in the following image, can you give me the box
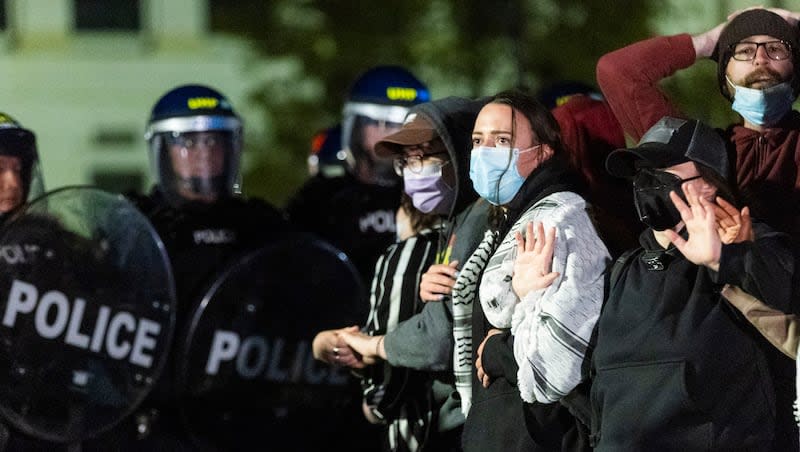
[341,66,430,186]
[0,113,43,216]
[145,84,243,206]
[308,124,346,178]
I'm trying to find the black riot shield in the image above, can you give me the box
[0,186,176,443]
[177,233,371,450]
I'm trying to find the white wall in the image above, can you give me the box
[0,0,284,194]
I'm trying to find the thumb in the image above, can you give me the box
[448,260,460,268]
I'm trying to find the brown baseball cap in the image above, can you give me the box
[374,114,438,157]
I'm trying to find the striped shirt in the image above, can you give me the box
[363,226,442,452]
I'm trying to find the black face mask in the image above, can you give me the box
[632,169,701,231]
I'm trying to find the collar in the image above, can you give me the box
[503,154,583,228]
[637,227,687,271]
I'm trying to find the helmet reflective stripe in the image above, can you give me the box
[145,116,242,139]
[342,102,409,125]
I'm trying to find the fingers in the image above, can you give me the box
[542,226,557,269]
[663,228,686,250]
[740,206,754,241]
[475,353,492,387]
[526,222,537,252]
[531,222,544,254]
[420,263,459,301]
[715,196,739,218]
[682,183,701,216]
[515,230,525,253]
[540,272,560,287]
[475,355,491,388]
[669,190,691,221]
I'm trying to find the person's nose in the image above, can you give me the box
[0,170,14,188]
[752,44,771,65]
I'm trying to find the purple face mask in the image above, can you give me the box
[403,165,455,215]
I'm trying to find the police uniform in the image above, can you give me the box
[286,65,431,288]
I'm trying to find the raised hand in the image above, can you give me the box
[713,196,753,244]
[749,7,800,27]
[663,184,721,271]
[419,260,459,302]
[512,221,559,299]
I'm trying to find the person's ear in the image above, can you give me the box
[539,144,554,161]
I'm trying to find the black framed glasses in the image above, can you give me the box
[393,151,450,176]
[731,40,792,61]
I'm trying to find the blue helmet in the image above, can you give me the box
[145,84,243,206]
[341,66,430,186]
[307,124,346,178]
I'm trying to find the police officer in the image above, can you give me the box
[286,66,431,286]
[85,84,289,450]
[0,113,43,221]
[133,84,288,311]
[307,123,346,178]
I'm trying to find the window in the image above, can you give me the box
[74,0,140,31]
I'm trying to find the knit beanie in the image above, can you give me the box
[711,9,800,101]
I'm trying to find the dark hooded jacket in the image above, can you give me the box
[379,96,491,441]
[590,223,794,450]
[462,155,594,452]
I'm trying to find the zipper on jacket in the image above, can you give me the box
[756,134,767,174]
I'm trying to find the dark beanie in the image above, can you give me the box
[711,9,800,101]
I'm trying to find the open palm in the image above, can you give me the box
[512,221,559,299]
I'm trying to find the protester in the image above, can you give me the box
[457,91,607,451]
[596,8,800,444]
[316,96,489,451]
[589,116,796,450]
[307,123,346,178]
[597,7,800,236]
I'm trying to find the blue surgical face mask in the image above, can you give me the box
[727,76,794,126]
[469,146,526,206]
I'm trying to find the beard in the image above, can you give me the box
[742,67,786,88]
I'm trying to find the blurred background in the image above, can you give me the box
[0,0,794,207]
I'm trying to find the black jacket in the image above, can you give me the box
[590,224,795,451]
[463,156,591,452]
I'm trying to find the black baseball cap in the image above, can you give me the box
[605,116,729,180]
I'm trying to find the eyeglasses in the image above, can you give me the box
[393,151,449,176]
[731,40,792,61]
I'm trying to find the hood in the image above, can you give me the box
[409,96,490,219]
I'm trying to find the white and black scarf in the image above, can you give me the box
[451,229,498,416]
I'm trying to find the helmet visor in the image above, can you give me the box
[153,130,240,204]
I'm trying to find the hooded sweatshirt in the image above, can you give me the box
[380,97,491,436]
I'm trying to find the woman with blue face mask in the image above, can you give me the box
[459,91,609,452]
